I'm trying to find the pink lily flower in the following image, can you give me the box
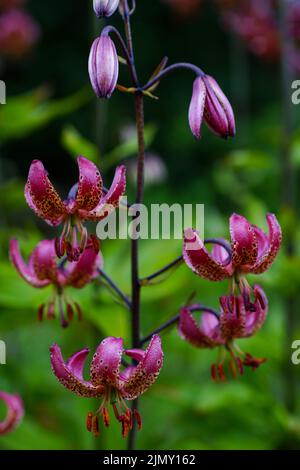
[183,213,282,288]
[10,239,102,327]
[0,391,24,435]
[25,156,126,261]
[50,335,163,438]
[179,285,268,382]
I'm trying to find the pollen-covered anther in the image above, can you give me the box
[133,409,142,430]
[93,415,100,438]
[211,363,218,383]
[86,412,93,432]
[102,407,110,427]
[218,364,226,382]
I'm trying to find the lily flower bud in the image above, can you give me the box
[189,74,236,139]
[93,0,119,18]
[88,34,119,99]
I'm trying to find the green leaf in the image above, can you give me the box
[0,86,92,142]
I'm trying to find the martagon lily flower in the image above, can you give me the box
[183,213,282,295]
[179,285,268,382]
[50,335,163,438]
[10,239,102,327]
[0,391,24,435]
[189,74,236,139]
[25,156,126,261]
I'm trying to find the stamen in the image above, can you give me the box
[120,416,129,439]
[211,364,218,383]
[133,409,142,431]
[93,416,100,438]
[74,302,83,321]
[113,403,121,421]
[228,359,237,379]
[66,303,74,322]
[102,407,110,427]
[218,364,226,382]
[47,302,55,320]
[86,412,93,432]
[126,409,133,431]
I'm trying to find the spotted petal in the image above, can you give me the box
[230,214,258,271]
[252,214,282,274]
[25,160,66,226]
[50,344,102,398]
[80,166,126,221]
[76,156,103,211]
[33,239,61,285]
[0,392,24,435]
[183,228,232,281]
[121,335,163,401]
[179,306,223,348]
[64,246,103,288]
[90,337,123,387]
[9,239,50,288]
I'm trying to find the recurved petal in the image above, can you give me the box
[252,214,282,274]
[183,228,232,281]
[179,306,222,348]
[90,337,123,387]
[65,246,103,288]
[25,160,66,226]
[75,156,103,211]
[188,76,206,139]
[0,392,24,435]
[79,165,126,221]
[50,344,102,398]
[245,285,269,336]
[121,335,163,401]
[229,214,258,270]
[9,239,50,288]
[33,239,60,284]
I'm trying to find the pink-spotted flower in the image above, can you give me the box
[50,335,163,438]
[88,33,119,99]
[189,74,236,139]
[10,239,102,327]
[184,213,282,298]
[25,156,126,261]
[179,285,268,382]
[93,0,119,18]
[0,391,24,435]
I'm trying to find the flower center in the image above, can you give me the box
[86,387,142,438]
[211,342,266,383]
[55,216,99,262]
[37,288,83,328]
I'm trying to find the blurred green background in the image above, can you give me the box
[0,0,300,450]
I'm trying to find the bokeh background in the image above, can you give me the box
[1,0,300,450]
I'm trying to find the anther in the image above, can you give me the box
[86,412,93,432]
[93,415,100,438]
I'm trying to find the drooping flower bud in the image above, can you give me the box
[88,34,119,99]
[188,74,236,139]
[93,0,119,18]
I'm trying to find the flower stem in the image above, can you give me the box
[98,269,131,310]
[121,0,144,451]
